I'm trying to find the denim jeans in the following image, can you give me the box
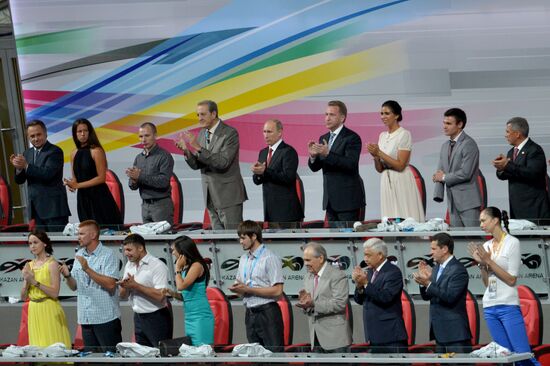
[484,305,540,366]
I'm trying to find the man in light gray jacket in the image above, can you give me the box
[432,108,481,227]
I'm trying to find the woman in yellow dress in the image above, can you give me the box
[20,229,71,347]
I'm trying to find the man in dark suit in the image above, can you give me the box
[433,108,481,227]
[493,117,550,225]
[308,100,365,227]
[352,238,407,353]
[252,119,303,228]
[413,233,471,353]
[176,100,247,229]
[10,120,70,231]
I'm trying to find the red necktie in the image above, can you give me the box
[266,148,273,166]
[513,147,519,161]
[371,270,379,283]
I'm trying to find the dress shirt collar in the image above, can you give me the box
[269,139,283,153]
[451,131,463,143]
[208,119,221,136]
[375,259,388,273]
[317,261,328,278]
[142,143,158,157]
[137,252,152,267]
[83,242,104,257]
[330,124,344,137]
[248,243,265,258]
[516,137,529,152]
[439,255,454,269]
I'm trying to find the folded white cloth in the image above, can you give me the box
[38,342,78,357]
[178,344,214,357]
[63,223,80,236]
[471,342,512,358]
[231,343,272,357]
[508,219,537,231]
[116,342,160,358]
[371,217,448,232]
[130,221,171,235]
[2,345,25,357]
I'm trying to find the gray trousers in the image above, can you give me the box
[142,197,174,225]
[207,196,243,230]
[450,206,480,227]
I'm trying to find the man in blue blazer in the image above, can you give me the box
[414,232,471,353]
[10,120,70,231]
[352,238,407,353]
[308,101,365,227]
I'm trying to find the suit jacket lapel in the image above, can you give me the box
[449,133,465,167]
[329,126,346,152]
[515,139,531,164]
[268,142,285,167]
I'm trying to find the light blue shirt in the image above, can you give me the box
[72,242,121,324]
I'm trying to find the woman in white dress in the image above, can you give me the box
[366,100,425,222]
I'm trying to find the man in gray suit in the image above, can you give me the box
[432,108,481,227]
[298,242,352,353]
[176,100,247,230]
[10,120,70,231]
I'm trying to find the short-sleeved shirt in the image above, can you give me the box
[122,252,168,313]
[236,244,283,308]
[378,127,412,163]
[482,234,521,307]
[71,242,121,324]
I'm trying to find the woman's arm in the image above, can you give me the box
[175,262,205,291]
[75,148,108,189]
[377,149,411,172]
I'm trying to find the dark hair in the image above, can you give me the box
[237,220,263,243]
[26,120,47,132]
[139,122,157,134]
[327,100,347,121]
[507,117,529,137]
[72,118,103,149]
[197,100,218,118]
[444,108,467,129]
[483,206,510,233]
[123,233,146,249]
[28,229,53,255]
[430,232,454,254]
[79,220,100,235]
[172,235,210,285]
[382,100,403,122]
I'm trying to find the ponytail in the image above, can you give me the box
[501,210,510,233]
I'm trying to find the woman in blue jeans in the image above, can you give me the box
[468,207,540,365]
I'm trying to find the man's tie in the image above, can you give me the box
[205,130,211,148]
[33,148,39,163]
[266,148,273,167]
[448,140,456,163]
[436,265,444,281]
[513,147,519,161]
[328,132,336,150]
[313,274,319,297]
[371,270,379,283]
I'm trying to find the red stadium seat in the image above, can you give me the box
[517,285,543,347]
[16,301,30,346]
[105,169,125,223]
[0,174,12,227]
[73,324,85,350]
[206,287,233,349]
[409,164,427,216]
[170,173,183,225]
[466,289,480,347]
[401,290,416,347]
[277,292,294,347]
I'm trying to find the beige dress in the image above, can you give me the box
[378,127,425,222]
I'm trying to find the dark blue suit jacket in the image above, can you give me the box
[420,256,471,344]
[253,141,303,223]
[308,126,365,212]
[354,261,407,345]
[14,141,70,220]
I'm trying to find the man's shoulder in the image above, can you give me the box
[43,141,63,154]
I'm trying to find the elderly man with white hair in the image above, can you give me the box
[352,238,407,353]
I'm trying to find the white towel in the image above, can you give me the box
[231,343,272,357]
[178,344,214,357]
[116,342,160,358]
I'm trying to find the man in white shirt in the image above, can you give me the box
[119,233,172,346]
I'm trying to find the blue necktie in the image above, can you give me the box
[328,132,336,149]
[436,265,444,281]
[205,130,211,148]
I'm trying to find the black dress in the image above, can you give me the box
[74,147,122,227]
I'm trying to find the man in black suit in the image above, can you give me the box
[493,117,550,225]
[352,238,407,353]
[413,233,471,353]
[252,119,303,228]
[10,120,70,231]
[308,100,365,227]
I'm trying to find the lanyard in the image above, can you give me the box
[243,246,265,285]
[490,233,507,260]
